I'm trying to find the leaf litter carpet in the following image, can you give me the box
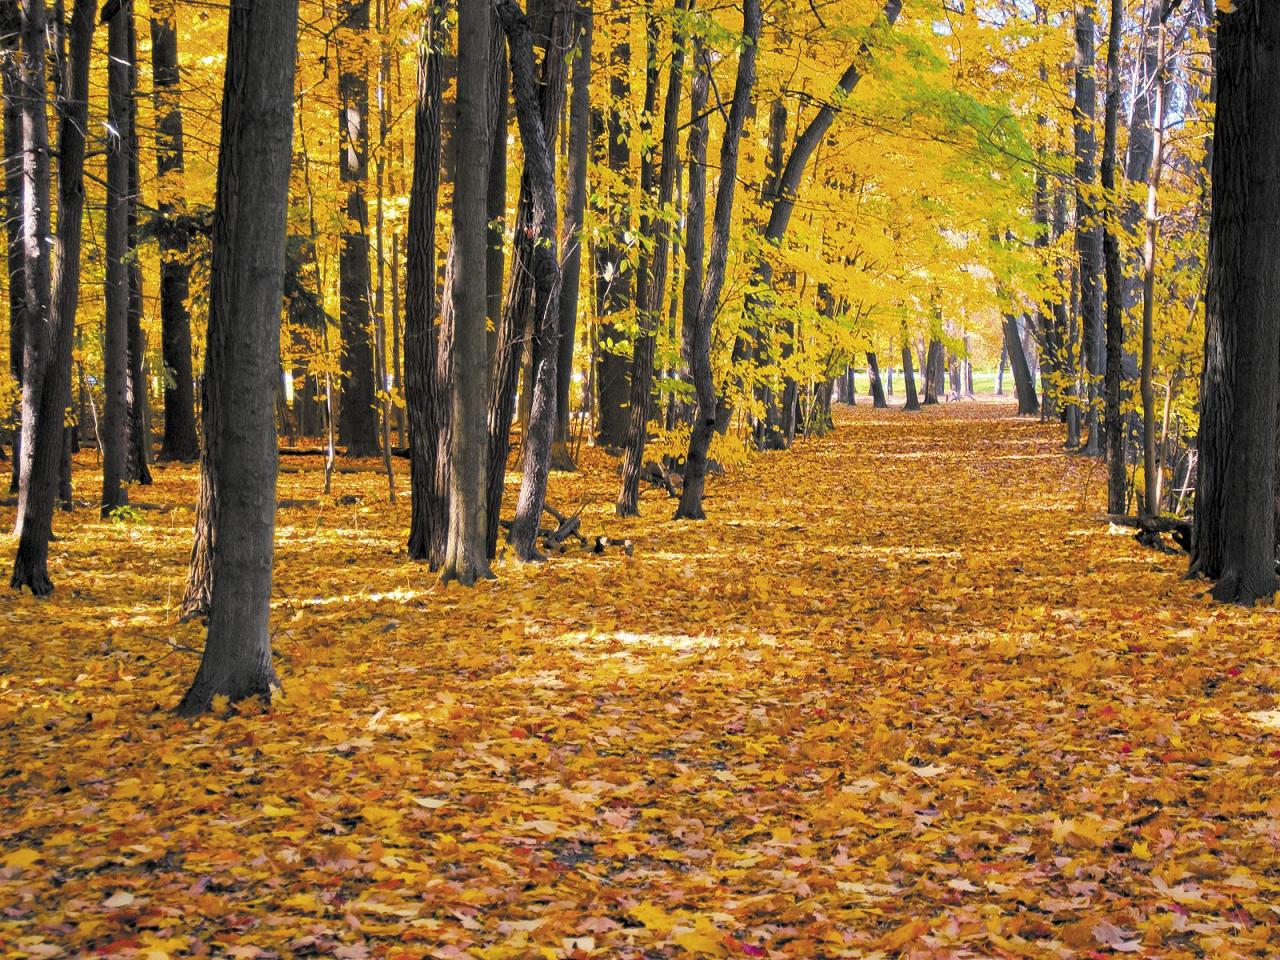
[2,401,1279,959]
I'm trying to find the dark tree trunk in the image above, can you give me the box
[177,0,297,714]
[551,8,590,471]
[102,3,131,514]
[675,0,759,521]
[901,342,921,411]
[486,55,508,365]
[486,0,571,557]
[405,13,446,565]
[1189,0,1280,606]
[151,0,198,462]
[618,5,686,518]
[338,0,379,457]
[594,1,630,449]
[1005,315,1040,416]
[11,0,94,596]
[867,352,887,408]
[503,0,569,559]
[1101,0,1126,512]
[3,45,24,495]
[679,47,709,415]
[441,0,495,584]
[1075,2,1104,456]
[125,11,151,486]
[923,339,943,405]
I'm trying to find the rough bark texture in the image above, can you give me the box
[338,0,379,457]
[178,0,297,714]
[594,1,631,449]
[151,0,198,462]
[901,342,921,411]
[405,16,445,565]
[551,9,591,471]
[1101,0,1126,513]
[1074,2,1104,456]
[125,12,151,486]
[923,339,943,405]
[675,0,760,521]
[1004,316,1040,416]
[486,0,570,557]
[503,0,569,560]
[11,0,95,595]
[867,353,887,408]
[1190,0,1280,606]
[618,5,687,518]
[440,0,494,585]
[4,42,24,496]
[102,5,131,515]
[680,48,709,401]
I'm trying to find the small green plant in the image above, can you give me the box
[108,505,146,525]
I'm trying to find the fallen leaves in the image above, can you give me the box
[1,402,1280,958]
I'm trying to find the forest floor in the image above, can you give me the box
[2,400,1280,959]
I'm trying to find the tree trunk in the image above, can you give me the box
[551,8,590,471]
[3,43,24,496]
[674,0,759,521]
[594,0,631,449]
[1189,0,1280,606]
[679,47,709,418]
[901,341,921,411]
[101,4,131,515]
[1141,16,1171,518]
[1101,0,1126,513]
[618,4,687,517]
[923,338,942,405]
[1075,2,1104,457]
[125,11,151,486]
[177,0,297,714]
[867,352,887,408]
[11,0,94,596]
[503,0,568,559]
[338,0,379,457]
[405,13,446,565]
[150,0,198,462]
[1005,315,1040,416]
[486,0,571,557]
[441,0,495,584]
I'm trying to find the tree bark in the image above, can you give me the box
[1189,0,1280,606]
[125,10,151,486]
[675,0,760,520]
[338,0,379,457]
[178,0,297,713]
[1005,315,1040,416]
[405,12,446,565]
[679,48,709,417]
[618,4,687,517]
[1101,0,1126,513]
[150,0,198,462]
[901,340,921,411]
[3,41,24,496]
[593,0,631,448]
[867,352,887,408]
[11,0,95,595]
[1074,2,1104,457]
[551,8,591,471]
[440,0,495,585]
[923,338,943,405]
[101,3,131,515]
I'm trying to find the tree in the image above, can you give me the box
[338,0,379,458]
[151,0,198,463]
[618,5,688,518]
[901,338,921,411]
[11,0,96,596]
[867,353,887,408]
[178,0,298,714]
[440,0,494,585]
[101,2,133,515]
[1100,0,1125,513]
[405,13,446,566]
[500,0,568,560]
[1074,2,1104,456]
[1188,0,1280,607]
[3,22,25,496]
[551,8,591,472]
[1004,316,1040,416]
[674,0,761,521]
[125,9,151,486]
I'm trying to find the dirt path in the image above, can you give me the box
[2,401,1278,958]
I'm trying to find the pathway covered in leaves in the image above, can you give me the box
[3,402,1280,958]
